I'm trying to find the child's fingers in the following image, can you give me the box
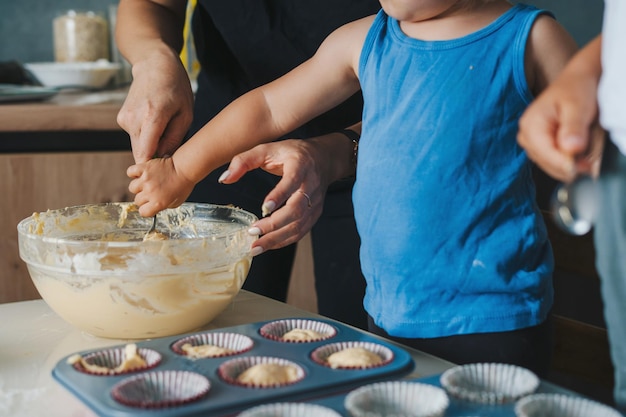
[126,164,143,179]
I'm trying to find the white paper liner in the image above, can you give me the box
[440,362,539,404]
[170,331,254,358]
[238,402,343,417]
[344,381,449,417]
[70,346,162,376]
[259,319,337,343]
[218,356,305,388]
[515,393,623,417]
[111,370,210,408]
[310,341,394,369]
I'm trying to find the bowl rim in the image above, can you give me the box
[17,202,259,248]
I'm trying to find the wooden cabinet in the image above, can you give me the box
[0,151,134,303]
[0,89,133,303]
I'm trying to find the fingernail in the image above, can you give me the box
[218,170,230,183]
[261,200,276,217]
[250,246,264,257]
[248,226,262,236]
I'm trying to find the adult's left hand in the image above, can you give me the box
[219,139,331,254]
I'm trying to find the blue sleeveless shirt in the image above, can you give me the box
[354,4,554,338]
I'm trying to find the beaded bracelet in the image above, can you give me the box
[339,129,360,168]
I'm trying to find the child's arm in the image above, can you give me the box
[524,14,579,97]
[127,16,375,217]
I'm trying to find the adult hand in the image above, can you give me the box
[219,139,335,254]
[518,36,605,183]
[117,49,194,164]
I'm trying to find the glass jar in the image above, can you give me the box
[53,10,110,62]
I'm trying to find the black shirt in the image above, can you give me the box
[190,0,380,138]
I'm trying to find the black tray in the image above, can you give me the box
[52,318,415,417]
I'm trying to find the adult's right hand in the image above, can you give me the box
[517,35,605,183]
[117,48,194,163]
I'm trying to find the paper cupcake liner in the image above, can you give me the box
[238,402,343,417]
[440,362,539,404]
[310,341,394,369]
[218,356,305,388]
[69,346,162,376]
[259,319,337,343]
[111,370,210,408]
[170,332,254,358]
[515,393,623,417]
[344,381,449,417]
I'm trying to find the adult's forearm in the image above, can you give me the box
[115,0,187,65]
[565,35,603,85]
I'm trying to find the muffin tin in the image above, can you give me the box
[307,374,619,416]
[52,318,415,417]
[439,362,540,404]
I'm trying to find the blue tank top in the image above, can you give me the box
[354,4,554,338]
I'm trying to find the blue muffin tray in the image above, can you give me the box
[308,374,608,416]
[52,318,415,417]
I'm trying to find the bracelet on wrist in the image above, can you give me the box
[339,129,360,169]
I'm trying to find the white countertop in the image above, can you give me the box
[0,291,453,417]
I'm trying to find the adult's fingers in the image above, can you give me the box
[224,142,319,216]
[156,113,191,158]
[555,98,597,155]
[518,99,578,182]
[222,145,277,182]
[134,119,169,162]
[250,195,321,252]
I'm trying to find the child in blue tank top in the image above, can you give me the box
[126,0,578,376]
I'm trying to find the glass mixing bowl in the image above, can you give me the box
[17,203,258,339]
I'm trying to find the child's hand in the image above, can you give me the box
[127,157,196,217]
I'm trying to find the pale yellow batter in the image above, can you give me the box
[32,260,249,338]
[281,328,324,342]
[326,347,383,369]
[143,231,168,241]
[236,363,300,386]
[67,343,147,374]
[117,203,138,228]
[181,343,234,358]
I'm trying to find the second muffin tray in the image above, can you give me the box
[309,374,577,416]
[52,318,415,417]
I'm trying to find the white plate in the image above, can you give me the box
[24,61,120,89]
